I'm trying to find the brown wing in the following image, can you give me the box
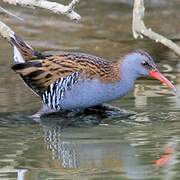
[12,52,120,95]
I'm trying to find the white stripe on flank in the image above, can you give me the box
[50,83,53,95]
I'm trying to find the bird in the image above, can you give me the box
[9,33,176,117]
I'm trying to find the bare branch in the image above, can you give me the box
[2,0,81,21]
[132,0,180,57]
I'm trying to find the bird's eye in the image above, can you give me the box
[141,61,150,67]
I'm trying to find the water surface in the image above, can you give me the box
[0,0,180,179]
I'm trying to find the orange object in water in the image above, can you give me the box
[155,146,174,167]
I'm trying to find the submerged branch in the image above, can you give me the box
[133,0,180,57]
[2,0,81,21]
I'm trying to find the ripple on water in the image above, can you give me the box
[0,0,180,179]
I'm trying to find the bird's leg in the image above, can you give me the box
[83,103,122,114]
[31,104,58,119]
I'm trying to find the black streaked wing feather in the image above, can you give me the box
[12,57,81,95]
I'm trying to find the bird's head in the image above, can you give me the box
[121,50,176,92]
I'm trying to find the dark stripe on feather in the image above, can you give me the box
[12,61,42,71]
[28,70,45,78]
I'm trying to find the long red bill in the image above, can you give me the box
[149,70,176,93]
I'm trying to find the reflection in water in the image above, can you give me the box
[0,106,179,179]
[45,128,78,169]
[38,114,179,179]
[41,117,147,179]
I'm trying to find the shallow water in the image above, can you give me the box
[0,0,180,179]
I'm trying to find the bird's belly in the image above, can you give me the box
[59,79,131,110]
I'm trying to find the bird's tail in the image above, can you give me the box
[0,21,44,63]
[10,33,44,63]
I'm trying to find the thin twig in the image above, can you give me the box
[132,0,180,57]
[2,0,81,21]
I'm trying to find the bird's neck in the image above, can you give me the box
[118,54,140,82]
[113,57,139,96]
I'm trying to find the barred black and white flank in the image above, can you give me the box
[42,72,80,111]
